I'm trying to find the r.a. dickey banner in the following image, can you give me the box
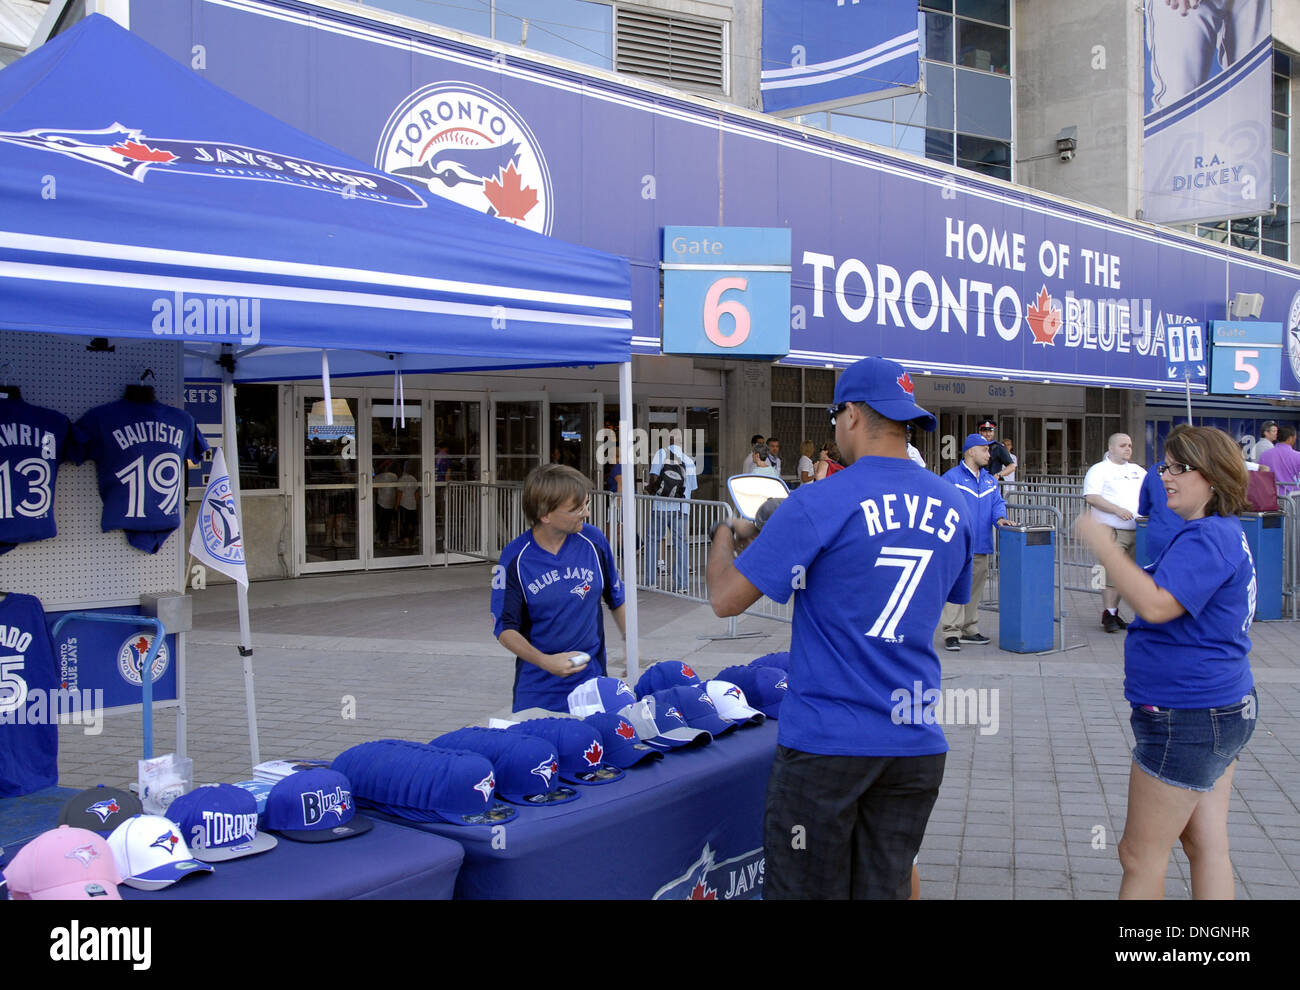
[761,0,920,114]
[1143,0,1273,224]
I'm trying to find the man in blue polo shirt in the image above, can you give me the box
[707,357,972,899]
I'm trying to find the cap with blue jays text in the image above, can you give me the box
[653,685,737,737]
[567,675,638,717]
[107,814,214,890]
[430,726,578,806]
[58,785,142,837]
[264,768,373,842]
[508,717,625,785]
[635,660,702,700]
[333,739,517,826]
[719,664,788,718]
[832,357,937,432]
[582,710,665,768]
[166,783,278,862]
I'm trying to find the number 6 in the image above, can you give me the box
[703,277,751,347]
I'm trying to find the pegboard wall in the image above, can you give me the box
[0,330,188,609]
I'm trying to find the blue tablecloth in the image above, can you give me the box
[372,720,778,899]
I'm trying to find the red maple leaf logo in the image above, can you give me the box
[134,637,150,655]
[584,741,604,765]
[897,372,915,395]
[689,878,717,900]
[681,664,696,679]
[483,161,538,223]
[1026,286,1062,346]
[616,720,636,740]
[111,140,177,164]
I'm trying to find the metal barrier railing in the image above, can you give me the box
[1282,493,1300,620]
[1001,490,1098,595]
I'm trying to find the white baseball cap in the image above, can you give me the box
[107,815,213,890]
[705,679,766,725]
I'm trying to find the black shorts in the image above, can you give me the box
[763,745,945,900]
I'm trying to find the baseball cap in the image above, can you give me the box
[3,825,122,899]
[333,739,517,826]
[635,660,702,699]
[430,726,578,806]
[704,679,766,726]
[749,651,791,673]
[978,419,997,430]
[567,676,638,717]
[618,696,711,751]
[508,717,625,785]
[962,433,990,453]
[58,785,142,836]
[166,784,278,862]
[264,768,374,842]
[107,815,214,890]
[832,357,937,431]
[719,664,788,718]
[653,686,737,736]
[582,710,664,768]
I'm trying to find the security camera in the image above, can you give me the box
[1059,147,1075,163]
[1056,126,1078,164]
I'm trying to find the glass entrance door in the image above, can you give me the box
[300,390,361,570]
[368,395,424,567]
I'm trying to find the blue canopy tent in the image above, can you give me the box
[0,14,644,759]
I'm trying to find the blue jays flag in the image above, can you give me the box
[189,447,247,587]
[761,0,920,114]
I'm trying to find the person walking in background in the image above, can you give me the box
[1083,433,1145,632]
[796,440,817,485]
[1259,425,1300,497]
[814,441,844,480]
[1251,420,1277,461]
[1075,426,1258,900]
[765,436,782,478]
[940,433,1011,651]
[1000,437,1018,491]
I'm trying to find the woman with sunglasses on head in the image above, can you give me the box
[491,463,628,712]
[1075,425,1257,899]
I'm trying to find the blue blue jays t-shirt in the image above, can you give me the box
[0,399,86,554]
[77,399,208,553]
[0,593,59,797]
[492,523,626,712]
[735,456,973,756]
[1124,514,1255,709]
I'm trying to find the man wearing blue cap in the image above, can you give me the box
[939,433,1011,651]
[707,356,972,899]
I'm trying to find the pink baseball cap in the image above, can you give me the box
[3,825,122,899]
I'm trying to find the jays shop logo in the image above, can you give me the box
[654,843,765,900]
[197,474,244,566]
[0,123,424,206]
[116,632,170,687]
[376,83,553,234]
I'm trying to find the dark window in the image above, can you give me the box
[235,385,280,491]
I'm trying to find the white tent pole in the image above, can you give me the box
[619,360,639,680]
[221,367,260,766]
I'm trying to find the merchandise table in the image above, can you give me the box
[372,720,778,899]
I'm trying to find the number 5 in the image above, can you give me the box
[1234,350,1260,391]
[0,656,28,715]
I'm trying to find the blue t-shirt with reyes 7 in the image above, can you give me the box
[735,456,973,756]
[492,524,626,712]
[1124,514,1255,709]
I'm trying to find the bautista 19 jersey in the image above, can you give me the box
[0,398,85,554]
[0,593,59,797]
[77,399,208,553]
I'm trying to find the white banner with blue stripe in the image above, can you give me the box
[761,0,920,114]
[1142,0,1273,225]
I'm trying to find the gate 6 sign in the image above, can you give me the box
[1209,321,1283,397]
[660,227,791,359]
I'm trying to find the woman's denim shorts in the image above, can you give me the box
[1130,689,1258,792]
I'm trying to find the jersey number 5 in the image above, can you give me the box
[866,547,933,639]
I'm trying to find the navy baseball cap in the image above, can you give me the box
[719,664,788,718]
[832,357,937,431]
[509,718,625,785]
[264,768,373,842]
[59,785,142,837]
[962,433,990,453]
[166,784,278,862]
[653,686,737,737]
[749,651,791,673]
[333,739,517,826]
[567,676,638,716]
[635,660,703,699]
[582,711,664,768]
[430,726,578,806]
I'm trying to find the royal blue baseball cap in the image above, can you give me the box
[333,739,517,826]
[962,433,990,453]
[166,783,278,862]
[430,726,578,806]
[719,664,788,718]
[508,718,625,785]
[264,768,373,842]
[653,686,737,737]
[582,711,664,768]
[635,660,703,699]
[832,357,937,431]
[567,675,638,716]
[748,651,791,673]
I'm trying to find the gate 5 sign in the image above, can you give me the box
[661,227,791,359]
[1209,321,1284,396]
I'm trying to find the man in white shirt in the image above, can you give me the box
[1082,433,1145,633]
[1253,421,1277,460]
[646,442,698,593]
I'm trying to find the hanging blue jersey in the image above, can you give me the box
[735,456,972,756]
[492,523,626,712]
[77,399,208,553]
[0,399,85,554]
[0,593,59,797]
[1125,514,1255,709]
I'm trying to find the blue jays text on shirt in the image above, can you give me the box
[527,565,597,597]
[0,422,57,456]
[110,420,191,451]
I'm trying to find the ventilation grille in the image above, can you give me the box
[615,7,725,92]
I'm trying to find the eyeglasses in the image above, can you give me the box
[827,401,852,426]
[558,498,591,515]
[1157,462,1197,476]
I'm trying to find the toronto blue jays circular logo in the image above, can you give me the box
[375,82,553,234]
[199,474,244,566]
[117,632,171,686]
